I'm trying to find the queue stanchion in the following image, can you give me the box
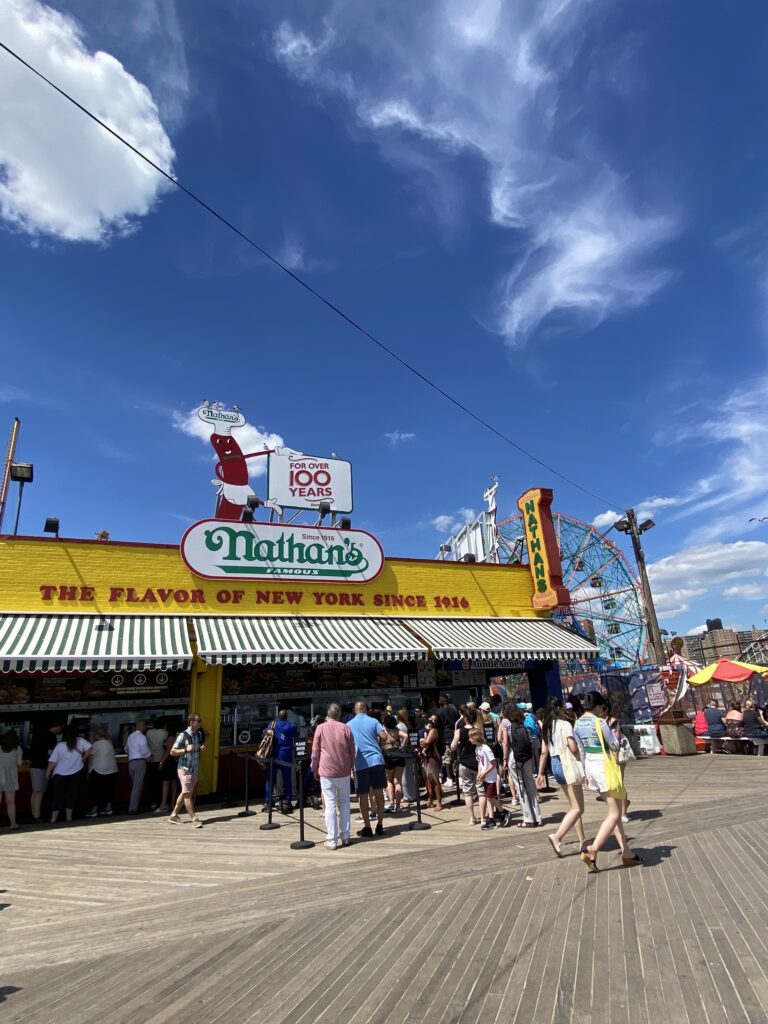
[407,730,430,831]
[290,738,314,850]
[259,756,280,831]
[238,752,255,817]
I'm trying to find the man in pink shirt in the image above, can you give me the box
[311,702,356,850]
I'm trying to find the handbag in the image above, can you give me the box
[255,722,276,761]
[594,717,627,800]
[617,734,635,764]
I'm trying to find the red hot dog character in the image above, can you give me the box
[198,403,302,521]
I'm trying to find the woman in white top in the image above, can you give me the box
[86,728,118,818]
[537,696,588,857]
[47,725,91,823]
[396,709,415,809]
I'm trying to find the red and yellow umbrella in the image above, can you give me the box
[688,658,768,685]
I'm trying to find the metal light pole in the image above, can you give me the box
[10,462,33,536]
[614,509,666,665]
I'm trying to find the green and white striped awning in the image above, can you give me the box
[0,615,193,673]
[406,617,598,661]
[193,616,429,665]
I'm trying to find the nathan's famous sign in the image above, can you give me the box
[184,404,368,583]
[182,521,383,583]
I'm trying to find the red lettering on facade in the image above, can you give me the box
[58,586,77,601]
[109,588,124,602]
[285,592,303,605]
[40,585,57,601]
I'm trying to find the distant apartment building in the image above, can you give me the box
[683,623,766,665]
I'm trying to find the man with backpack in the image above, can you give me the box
[168,712,206,828]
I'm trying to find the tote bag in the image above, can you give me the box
[594,718,627,800]
[552,720,584,786]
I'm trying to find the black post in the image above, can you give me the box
[407,732,430,831]
[259,757,280,831]
[290,745,314,849]
[237,753,255,817]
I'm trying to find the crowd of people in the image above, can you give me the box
[0,714,208,828]
[693,699,768,751]
[306,692,644,870]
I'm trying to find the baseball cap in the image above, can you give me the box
[480,701,491,711]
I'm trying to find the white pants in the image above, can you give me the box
[321,775,351,843]
[128,759,146,813]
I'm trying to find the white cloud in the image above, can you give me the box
[427,507,477,533]
[592,510,619,531]
[173,406,284,479]
[686,624,708,636]
[649,540,768,622]
[271,2,675,344]
[723,583,767,601]
[384,430,416,446]
[0,0,174,242]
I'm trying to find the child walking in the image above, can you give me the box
[471,728,499,831]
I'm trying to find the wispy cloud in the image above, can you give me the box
[384,430,416,447]
[649,540,768,620]
[271,1,676,345]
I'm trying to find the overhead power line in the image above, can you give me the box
[0,39,625,510]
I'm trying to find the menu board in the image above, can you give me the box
[221,662,418,698]
[0,670,190,705]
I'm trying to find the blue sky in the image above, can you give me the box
[1,0,768,639]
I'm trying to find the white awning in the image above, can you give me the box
[193,616,429,665]
[405,617,598,661]
[0,615,193,673]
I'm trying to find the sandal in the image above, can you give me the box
[580,840,591,854]
[435,804,443,812]
[580,849,599,873]
[618,853,644,866]
[516,822,537,828]
[547,834,563,858]
[470,818,481,825]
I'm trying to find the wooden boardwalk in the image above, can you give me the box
[2,755,768,1023]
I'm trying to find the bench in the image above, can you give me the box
[699,735,768,756]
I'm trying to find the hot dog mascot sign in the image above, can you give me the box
[182,404,378,583]
[199,403,352,519]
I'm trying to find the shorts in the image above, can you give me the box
[550,755,567,787]
[30,768,48,793]
[458,765,478,798]
[442,746,455,766]
[178,769,198,794]
[355,763,386,794]
[583,753,608,794]
[482,781,497,799]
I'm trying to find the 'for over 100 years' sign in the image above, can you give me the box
[181,521,384,583]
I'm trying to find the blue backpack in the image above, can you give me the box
[523,712,541,741]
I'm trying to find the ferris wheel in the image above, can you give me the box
[497,511,647,669]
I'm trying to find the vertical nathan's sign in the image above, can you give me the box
[517,487,570,609]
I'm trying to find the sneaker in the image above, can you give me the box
[481,821,497,831]
[324,840,338,850]
[85,810,98,819]
[375,823,384,836]
[443,779,455,789]
[500,812,514,828]
[192,819,203,829]
[354,814,366,822]
[168,814,182,824]
[341,838,351,847]
[384,804,395,814]
[357,826,373,838]
[101,810,113,817]
[621,815,630,824]
[153,806,169,815]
